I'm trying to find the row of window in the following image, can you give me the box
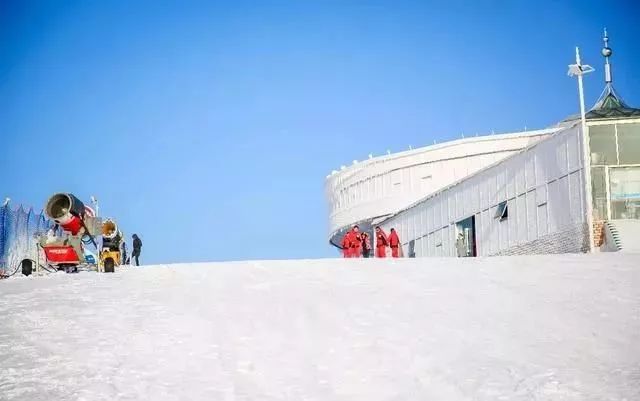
[329,153,511,213]
[329,165,431,212]
[589,122,640,165]
[592,165,640,220]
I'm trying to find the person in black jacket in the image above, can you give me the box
[132,234,142,266]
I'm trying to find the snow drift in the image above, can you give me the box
[1,254,639,400]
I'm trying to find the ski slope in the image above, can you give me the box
[1,254,639,401]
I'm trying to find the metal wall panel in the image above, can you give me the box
[525,154,536,190]
[517,194,528,244]
[537,203,548,238]
[548,180,560,233]
[526,191,538,241]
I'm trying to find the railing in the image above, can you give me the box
[0,202,55,278]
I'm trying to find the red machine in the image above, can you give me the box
[41,245,81,265]
[41,193,97,272]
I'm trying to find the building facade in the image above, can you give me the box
[325,129,558,248]
[325,32,640,257]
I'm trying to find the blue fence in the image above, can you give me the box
[0,203,55,277]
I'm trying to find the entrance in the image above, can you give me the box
[608,166,640,220]
[455,216,477,257]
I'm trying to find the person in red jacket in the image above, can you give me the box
[375,226,388,258]
[341,228,353,258]
[388,228,401,258]
[351,225,362,257]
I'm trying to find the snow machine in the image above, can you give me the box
[98,218,123,273]
[34,192,128,275]
[40,192,101,273]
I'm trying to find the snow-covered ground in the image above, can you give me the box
[1,254,639,401]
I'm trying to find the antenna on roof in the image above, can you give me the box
[603,27,613,84]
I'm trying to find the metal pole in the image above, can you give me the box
[36,243,40,276]
[575,47,595,252]
[90,196,99,218]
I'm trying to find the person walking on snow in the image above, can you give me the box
[132,234,142,266]
[375,226,388,258]
[362,232,372,258]
[388,228,401,258]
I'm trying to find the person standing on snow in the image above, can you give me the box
[132,234,142,266]
[388,228,401,258]
[351,225,363,257]
[341,228,353,258]
[375,226,388,258]
[362,232,372,258]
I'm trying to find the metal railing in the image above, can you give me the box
[0,201,56,278]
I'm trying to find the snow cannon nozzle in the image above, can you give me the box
[101,218,123,251]
[46,193,87,221]
[45,193,94,236]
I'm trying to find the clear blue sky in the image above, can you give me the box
[1,0,639,264]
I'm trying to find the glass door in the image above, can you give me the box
[609,166,640,220]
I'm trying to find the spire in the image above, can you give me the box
[602,28,612,84]
[591,28,629,110]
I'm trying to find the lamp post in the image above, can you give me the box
[568,46,595,252]
[90,196,99,218]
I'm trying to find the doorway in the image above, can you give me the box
[455,216,477,257]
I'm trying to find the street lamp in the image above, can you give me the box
[568,46,595,252]
[90,196,99,218]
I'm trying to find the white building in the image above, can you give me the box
[325,32,640,257]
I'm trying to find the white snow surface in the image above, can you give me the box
[1,254,639,401]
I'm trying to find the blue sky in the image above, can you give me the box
[1,0,639,264]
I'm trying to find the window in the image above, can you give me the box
[617,123,640,165]
[495,201,508,221]
[589,124,617,165]
[609,166,640,220]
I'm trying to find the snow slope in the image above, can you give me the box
[1,254,639,401]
